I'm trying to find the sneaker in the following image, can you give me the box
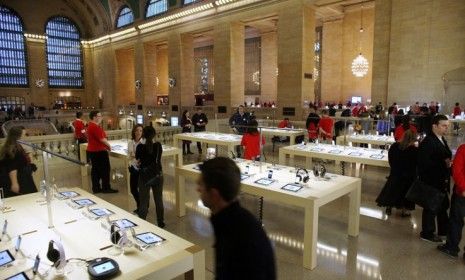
[132,209,138,215]
[102,188,119,193]
[385,207,392,216]
[437,244,458,258]
[420,235,444,243]
[158,221,165,228]
[92,189,101,194]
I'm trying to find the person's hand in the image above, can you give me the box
[11,183,20,194]
[445,158,452,168]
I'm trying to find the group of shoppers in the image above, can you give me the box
[127,124,165,228]
[181,107,208,155]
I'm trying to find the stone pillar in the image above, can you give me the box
[143,42,157,107]
[213,21,245,111]
[134,39,145,107]
[277,0,315,119]
[321,18,343,103]
[260,31,277,104]
[168,32,194,110]
[82,46,95,108]
[371,0,391,106]
[26,39,48,107]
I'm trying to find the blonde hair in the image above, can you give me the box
[0,126,24,160]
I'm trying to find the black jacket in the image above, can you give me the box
[229,112,250,134]
[417,134,452,190]
[192,113,208,131]
[211,201,276,280]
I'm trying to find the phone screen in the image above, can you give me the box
[268,170,273,179]
[15,236,21,251]
[2,220,7,234]
[245,165,249,174]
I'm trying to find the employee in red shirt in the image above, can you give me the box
[72,111,87,160]
[318,109,334,141]
[437,144,465,258]
[86,111,117,194]
[241,119,265,160]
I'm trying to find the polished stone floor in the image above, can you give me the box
[49,135,465,280]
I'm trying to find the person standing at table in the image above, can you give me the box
[452,102,462,134]
[128,124,144,214]
[136,126,164,228]
[319,109,334,141]
[417,114,451,243]
[306,106,320,142]
[241,119,265,160]
[87,111,118,194]
[72,111,87,160]
[197,157,276,279]
[0,126,37,197]
[192,107,208,154]
[229,105,250,157]
[181,110,193,155]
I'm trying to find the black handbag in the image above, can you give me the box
[405,179,446,214]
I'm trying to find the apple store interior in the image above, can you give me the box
[1,0,465,279]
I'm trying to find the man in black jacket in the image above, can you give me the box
[197,157,276,280]
[229,105,250,157]
[192,107,208,153]
[417,114,452,243]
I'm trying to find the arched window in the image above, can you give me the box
[0,6,28,87]
[116,6,134,28]
[45,17,83,88]
[183,0,199,5]
[146,0,168,18]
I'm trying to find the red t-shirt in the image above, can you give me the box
[453,106,461,117]
[453,144,465,195]
[86,122,108,152]
[394,124,417,142]
[72,119,86,140]
[319,116,334,138]
[278,120,289,128]
[241,133,265,160]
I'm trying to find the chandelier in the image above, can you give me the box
[351,53,369,77]
[351,4,369,78]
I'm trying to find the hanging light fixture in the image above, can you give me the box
[351,4,369,78]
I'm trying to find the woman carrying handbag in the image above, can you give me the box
[136,126,165,228]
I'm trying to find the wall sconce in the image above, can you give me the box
[169,77,176,88]
[147,111,153,117]
[129,110,134,116]
[118,108,124,115]
[135,80,142,90]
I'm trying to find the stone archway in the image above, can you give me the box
[443,67,465,114]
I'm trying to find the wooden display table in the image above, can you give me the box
[336,134,395,148]
[258,127,306,146]
[279,143,389,176]
[175,160,361,270]
[173,132,242,158]
[79,140,182,193]
[0,189,204,279]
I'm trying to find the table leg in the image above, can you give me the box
[185,245,206,280]
[341,161,345,175]
[124,158,130,194]
[303,202,318,270]
[278,149,286,165]
[355,163,361,177]
[305,157,312,168]
[290,135,296,146]
[348,182,361,236]
[80,144,89,191]
[227,145,234,158]
[176,170,186,217]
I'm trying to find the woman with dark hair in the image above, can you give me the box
[136,126,165,228]
[376,129,418,216]
[240,119,264,160]
[0,126,37,197]
[180,110,193,155]
[127,124,144,214]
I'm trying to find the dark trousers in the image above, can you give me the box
[76,138,87,161]
[194,128,205,152]
[88,151,111,192]
[182,141,191,154]
[129,167,140,210]
[138,174,164,226]
[444,193,465,253]
[421,193,449,237]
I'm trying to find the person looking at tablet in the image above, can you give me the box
[197,157,276,279]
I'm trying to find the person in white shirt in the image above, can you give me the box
[127,124,145,214]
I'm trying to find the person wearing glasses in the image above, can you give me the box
[86,111,118,194]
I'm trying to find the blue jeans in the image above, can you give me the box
[444,193,465,253]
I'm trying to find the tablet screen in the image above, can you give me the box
[135,232,165,245]
[73,198,96,206]
[310,148,323,152]
[281,183,303,192]
[370,154,384,159]
[328,150,342,154]
[93,261,115,274]
[59,191,79,198]
[5,272,30,280]
[90,208,114,217]
[240,174,250,181]
[254,178,274,186]
[349,152,362,156]
[0,250,14,267]
[113,219,137,229]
